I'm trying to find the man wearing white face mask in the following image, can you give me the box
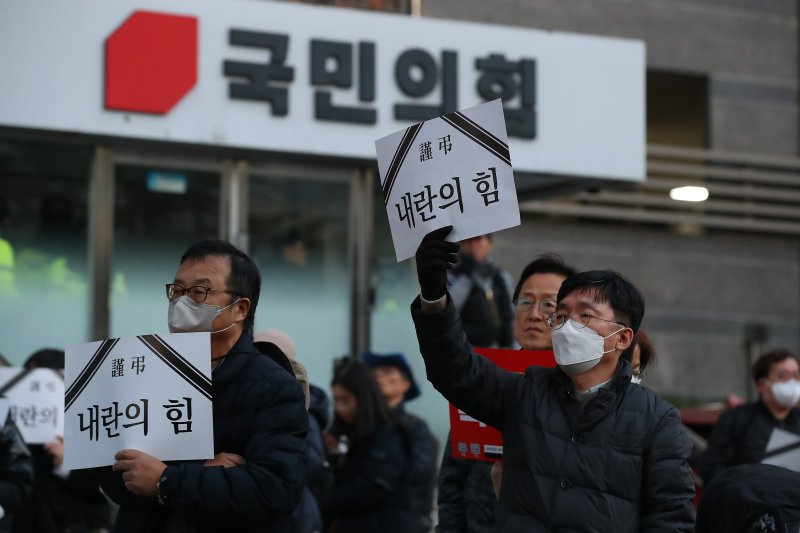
[98,240,308,533]
[700,349,800,485]
[412,226,695,532]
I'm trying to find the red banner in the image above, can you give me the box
[449,348,555,462]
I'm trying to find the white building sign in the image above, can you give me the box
[0,0,644,181]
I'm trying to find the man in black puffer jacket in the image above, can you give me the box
[99,240,308,532]
[412,227,695,532]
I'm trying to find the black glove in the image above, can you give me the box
[453,252,477,275]
[415,226,460,301]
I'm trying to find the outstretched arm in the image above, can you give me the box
[412,227,519,429]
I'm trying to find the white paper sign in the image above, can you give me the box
[63,332,214,470]
[0,368,63,444]
[762,427,800,472]
[375,99,520,261]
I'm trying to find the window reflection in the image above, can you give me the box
[249,174,350,389]
[0,139,91,363]
[111,165,220,338]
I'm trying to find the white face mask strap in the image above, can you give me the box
[211,298,243,335]
[600,326,627,355]
[602,325,626,340]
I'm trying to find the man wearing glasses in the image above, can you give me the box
[437,254,576,533]
[413,227,695,532]
[99,240,308,533]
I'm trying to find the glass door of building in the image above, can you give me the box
[110,158,224,339]
[248,164,354,392]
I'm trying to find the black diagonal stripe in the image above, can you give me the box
[138,335,212,400]
[65,338,119,412]
[382,122,423,206]
[0,369,33,397]
[451,110,510,163]
[763,439,800,459]
[441,111,511,166]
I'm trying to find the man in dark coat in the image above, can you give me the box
[98,239,308,532]
[437,254,576,533]
[412,227,695,532]
[700,349,800,485]
[363,352,438,533]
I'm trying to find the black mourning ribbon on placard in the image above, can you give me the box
[382,122,423,206]
[65,338,120,412]
[441,110,511,167]
[381,108,510,208]
[137,334,212,401]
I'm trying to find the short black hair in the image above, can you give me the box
[180,240,261,333]
[557,270,645,333]
[24,349,65,369]
[751,349,800,382]
[330,358,392,448]
[513,254,577,301]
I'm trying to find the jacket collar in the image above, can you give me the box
[212,331,257,388]
[550,358,633,431]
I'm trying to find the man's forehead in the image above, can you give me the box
[772,358,800,373]
[558,288,608,309]
[175,255,231,282]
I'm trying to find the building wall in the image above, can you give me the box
[494,215,800,402]
[422,0,799,155]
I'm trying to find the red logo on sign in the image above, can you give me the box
[105,11,198,115]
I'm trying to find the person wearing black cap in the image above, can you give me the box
[364,353,437,533]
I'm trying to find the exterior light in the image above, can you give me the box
[669,186,709,202]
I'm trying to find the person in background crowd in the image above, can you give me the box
[255,329,331,533]
[13,348,111,533]
[695,463,800,533]
[322,359,408,533]
[98,239,308,532]
[441,254,575,532]
[413,226,695,531]
[363,352,437,533]
[700,349,800,485]
[625,329,656,385]
[448,234,514,349]
[0,395,33,532]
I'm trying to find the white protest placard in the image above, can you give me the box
[0,368,63,444]
[63,332,214,470]
[762,427,800,472]
[375,99,521,262]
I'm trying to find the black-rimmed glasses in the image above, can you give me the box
[546,312,626,331]
[513,298,557,315]
[165,283,233,304]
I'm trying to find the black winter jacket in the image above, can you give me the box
[13,445,110,533]
[695,463,800,533]
[393,404,437,533]
[436,433,496,533]
[412,297,695,532]
[699,401,800,485]
[98,333,308,532]
[0,417,33,533]
[323,421,409,533]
